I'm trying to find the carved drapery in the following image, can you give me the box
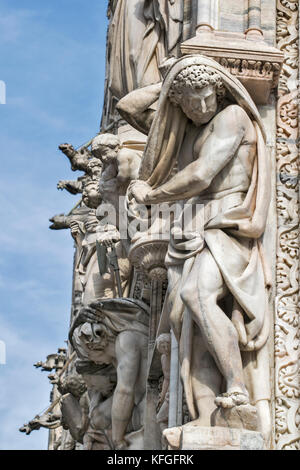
[275,0,300,450]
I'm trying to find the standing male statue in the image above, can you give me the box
[118,55,272,442]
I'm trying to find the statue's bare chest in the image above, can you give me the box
[99,165,118,196]
[178,121,213,170]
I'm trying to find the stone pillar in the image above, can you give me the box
[144,279,167,450]
[196,0,213,32]
[246,0,263,38]
[168,332,183,428]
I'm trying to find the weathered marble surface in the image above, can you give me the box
[72,298,150,450]
[164,424,265,450]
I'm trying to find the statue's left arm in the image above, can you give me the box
[145,106,247,204]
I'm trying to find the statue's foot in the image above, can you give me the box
[215,390,249,409]
[211,402,258,431]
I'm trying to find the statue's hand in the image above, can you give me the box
[77,305,102,324]
[128,180,152,204]
[96,228,120,247]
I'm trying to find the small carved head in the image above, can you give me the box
[91,133,120,164]
[58,374,87,399]
[168,65,226,126]
[156,333,171,356]
[87,157,102,178]
[82,178,102,209]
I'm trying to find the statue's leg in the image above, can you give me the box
[180,248,249,408]
[190,327,222,424]
[167,263,186,341]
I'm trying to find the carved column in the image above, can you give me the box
[246,0,263,38]
[275,0,300,450]
[196,0,219,32]
[181,0,284,105]
[196,0,213,32]
[144,279,167,450]
[168,332,183,428]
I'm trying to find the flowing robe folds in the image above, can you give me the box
[137,55,272,418]
[108,0,183,100]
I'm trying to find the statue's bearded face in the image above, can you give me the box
[180,85,218,127]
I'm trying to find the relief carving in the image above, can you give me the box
[275,0,299,450]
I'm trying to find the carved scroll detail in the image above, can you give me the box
[275,0,300,450]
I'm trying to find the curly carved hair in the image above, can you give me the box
[59,374,87,398]
[91,133,120,152]
[168,65,226,106]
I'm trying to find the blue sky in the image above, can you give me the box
[0,0,108,449]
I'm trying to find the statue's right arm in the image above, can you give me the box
[116,82,162,135]
[57,180,83,195]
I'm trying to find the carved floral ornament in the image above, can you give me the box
[275,0,300,450]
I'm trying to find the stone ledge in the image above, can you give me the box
[164,424,265,450]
